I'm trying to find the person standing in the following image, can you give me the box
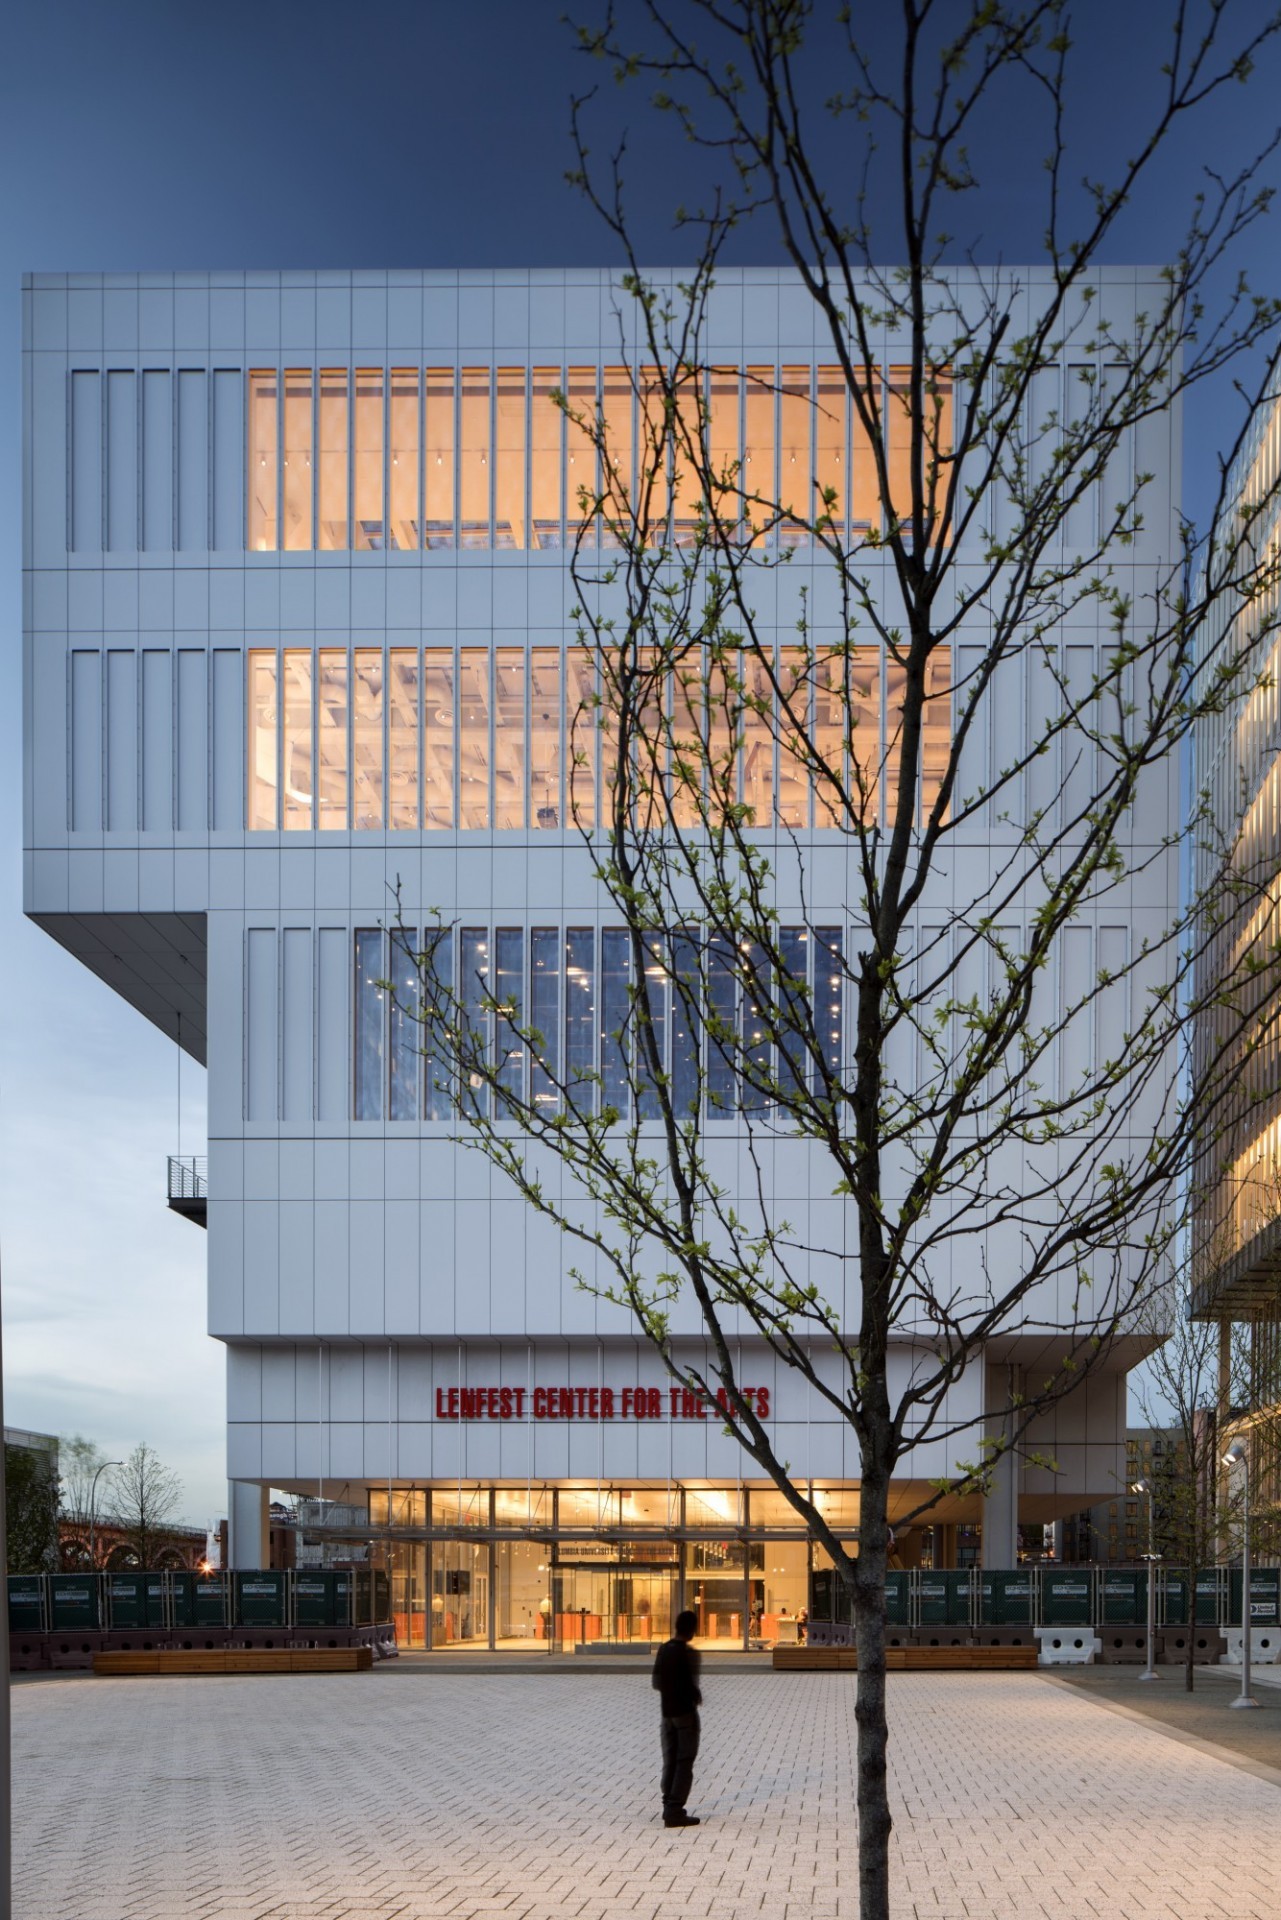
[651,1608,702,1828]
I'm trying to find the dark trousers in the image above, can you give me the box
[660,1712,700,1814]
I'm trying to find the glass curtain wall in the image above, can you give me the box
[247,643,951,834]
[369,1485,855,1651]
[246,363,955,551]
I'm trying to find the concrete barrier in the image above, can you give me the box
[1221,1628,1281,1665]
[1035,1628,1100,1665]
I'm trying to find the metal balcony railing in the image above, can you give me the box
[167,1155,207,1226]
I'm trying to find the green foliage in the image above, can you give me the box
[4,1444,60,1574]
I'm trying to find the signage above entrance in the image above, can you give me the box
[434,1385,771,1422]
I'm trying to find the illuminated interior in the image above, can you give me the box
[245,363,954,552]
[247,643,952,833]
[366,1482,849,1651]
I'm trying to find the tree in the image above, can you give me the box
[3,1445,59,1575]
[57,1434,112,1566]
[403,8,1281,1916]
[1133,1282,1245,1691]
[104,1444,183,1570]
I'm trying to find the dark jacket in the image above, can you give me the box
[652,1635,702,1716]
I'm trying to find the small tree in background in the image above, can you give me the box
[105,1444,183,1569]
[1134,1280,1247,1691]
[2,1445,59,1575]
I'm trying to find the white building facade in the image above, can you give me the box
[23,268,1177,1648]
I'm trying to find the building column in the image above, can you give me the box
[227,1480,269,1569]
[981,1366,1020,1569]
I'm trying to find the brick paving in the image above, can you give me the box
[11,1666,1281,1918]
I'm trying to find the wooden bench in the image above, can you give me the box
[773,1645,1039,1673]
[94,1647,373,1677]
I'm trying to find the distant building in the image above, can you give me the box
[3,1428,59,1476]
[1059,1428,1186,1564]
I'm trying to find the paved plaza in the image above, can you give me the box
[12,1665,1281,1919]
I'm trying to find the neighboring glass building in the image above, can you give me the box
[22,269,1180,1647]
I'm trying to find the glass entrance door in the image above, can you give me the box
[552,1566,675,1647]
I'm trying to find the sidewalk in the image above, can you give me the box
[12,1666,1281,1918]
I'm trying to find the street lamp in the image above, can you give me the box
[1131,1477,1161,1683]
[1222,1439,1259,1711]
[88,1461,122,1567]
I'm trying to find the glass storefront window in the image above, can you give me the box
[496,1539,550,1646]
[756,1540,809,1642]
[495,367,527,549]
[747,1487,808,1529]
[370,1489,428,1528]
[744,365,776,543]
[432,1539,489,1647]
[282,369,312,552]
[248,651,278,830]
[494,650,526,830]
[566,366,597,542]
[600,928,630,1118]
[424,368,455,547]
[458,649,490,830]
[423,648,455,830]
[316,650,348,830]
[848,367,879,536]
[922,648,952,826]
[389,928,420,1122]
[317,369,348,550]
[599,365,632,548]
[529,927,560,1110]
[638,366,667,537]
[246,361,951,557]
[619,1487,678,1530]
[685,1539,746,1645]
[352,917,846,1124]
[566,649,597,830]
[354,930,385,1122]
[811,1537,859,1574]
[424,927,454,1122]
[353,368,384,550]
[668,369,703,549]
[385,1539,428,1648]
[777,646,808,831]
[352,649,383,831]
[282,650,313,831]
[432,1486,489,1529]
[741,653,775,825]
[495,928,525,1103]
[459,367,491,548]
[684,1487,742,1529]
[558,1487,614,1530]
[530,649,561,829]
[388,368,420,551]
[779,364,812,547]
[388,649,419,830]
[530,367,563,550]
[493,1486,552,1529]
[884,653,907,827]
[811,1487,860,1533]
[815,366,846,540]
[247,370,278,551]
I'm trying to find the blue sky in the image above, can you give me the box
[2,1,1280,1528]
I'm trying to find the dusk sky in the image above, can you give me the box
[3,0,1281,1529]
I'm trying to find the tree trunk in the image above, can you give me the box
[853,1465,893,1920]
